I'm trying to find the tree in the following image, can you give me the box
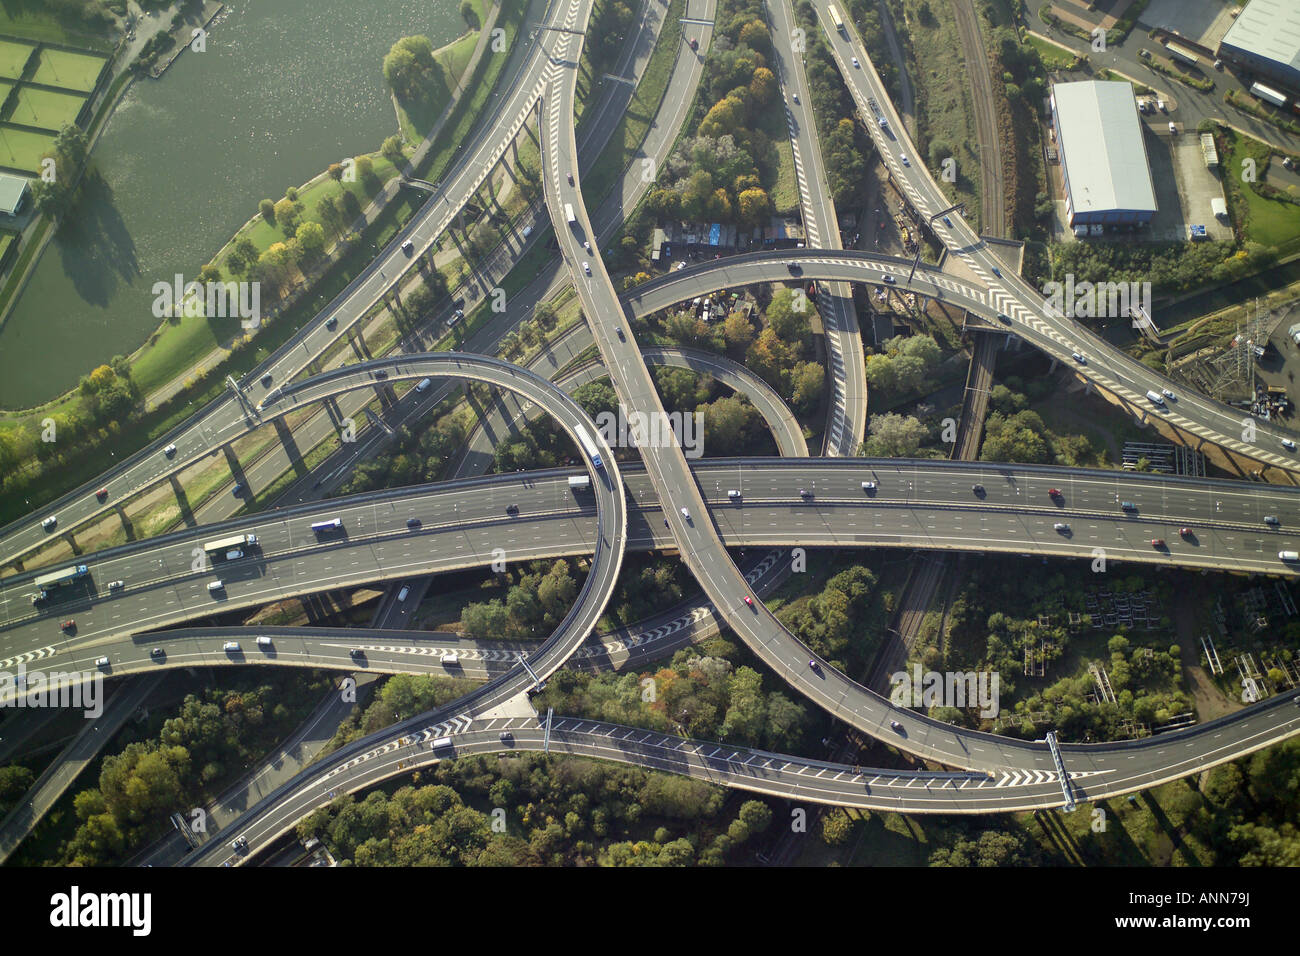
[790,361,824,415]
[328,163,344,181]
[460,0,480,28]
[861,413,927,457]
[702,395,758,454]
[296,220,326,257]
[382,134,405,164]
[273,197,301,234]
[821,808,853,845]
[722,311,756,355]
[383,35,443,102]
[227,236,259,275]
[259,198,275,223]
[736,186,770,227]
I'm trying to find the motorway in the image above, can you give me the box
[766,0,866,456]
[186,688,1300,866]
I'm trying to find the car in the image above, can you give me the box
[406,517,421,529]
[1283,156,1296,171]
[373,369,387,380]
[680,507,691,520]
[522,225,533,239]
[1265,515,1280,525]
[862,481,876,491]
[1072,352,1086,364]
[942,216,953,228]
[727,489,741,499]
[164,443,177,457]
[582,261,591,275]
[41,516,56,531]
[261,372,272,387]
[400,238,414,255]
[1283,438,1297,452]
[890,721,903,732]
[899,153,910,167]
[150,647,164,658]
[1054,523,1069,533]
[95,656,109,668]
[1138,48,1152,60]
[583,240,591,252]
[500,731,514,744]
[616,326,625,340]
[350,648,364,658]
[566,172,574,186]
[799,488,812,498]
[1168,122,1177,134]
[107,580,124,591]
[208,580,225,592]
[223,641,240,652]
[879,116,888,128]
[506,504,519,515]
[997,312,1012,324]
[1162,389,1176,401]
[851,56,860,68]
[786,261,802,273]
[972,484,985,495]
[1121,500,1136,511]
[441,651,460,665]
[791,91,799,103]
[808,659,820,672]
[325,316,338,329]
[1158,99,1167,113]
[61,620,75,632]
[230,836,248,852]
[232,482,245,496]
[1048,488,1061,498]
[95,487,108,501]
[688,37,698,51]
[1151,538,1165,548]
[743,595,754,607]
[1179,527,1193,537]
[882,274,896,284]
[991,266,1002,278]
[450,308,464,324]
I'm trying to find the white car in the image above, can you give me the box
[1283,438,1297,451]
[107,580,124,591]
[1071,352,1086,364]
[582,261,591,275]
[899,153,910,167]
[792,92,799,103]
[680,507,691,520]
[727,489,740,499]
[1162,389,1176,401]
[852,56,859,68]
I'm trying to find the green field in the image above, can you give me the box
[0,124,53,172]
[30,47,104,92]
[9,85,83,130]
[0,3,115,49]
[0,39,33,80]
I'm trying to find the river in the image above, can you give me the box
[0,0,460,408]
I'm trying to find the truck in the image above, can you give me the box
[828,3,845,35]
[1165,42,1199,67]
[568,475,591,490]
[32,564,89,594]
[203,533,257,556]
[574,423,603,468]
[565,203,576,224]
[1250,82,1288,108]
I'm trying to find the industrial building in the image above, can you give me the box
[1217,0,1300,97]
[1050,80,1158,230]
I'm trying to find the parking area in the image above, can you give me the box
[1140,0,1240,50]
[1143,125,1232,241]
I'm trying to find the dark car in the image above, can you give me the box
[688,37,698,50]
[506,504,519,515]
[406,517,421,529]
[890,721,904,733]
[786,261,802,273]
[232,482,245,496]
[799,488,813,498]
[260,372,272,387]
[808,660,820,672]
[325,316,338,329]
[972,484,985,496]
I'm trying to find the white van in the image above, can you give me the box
[1145,389,1165,405]
[41,516,56,530]
[208,580,224,592]
[1281,551,1299,562]
[257,636,272,648]
[397,586,410,601]
[415,378,431,393]
[440,651,459,665]
[223,641,240,652]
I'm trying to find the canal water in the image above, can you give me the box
[0,0,459,408]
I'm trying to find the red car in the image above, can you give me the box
[1179,527,1193,537]
[689,37,698,50]
[60,620,75,632]
[743,595,754,607]
[95,487,108,501]
[1151,538,1165,548]
[1048,488,1061,498]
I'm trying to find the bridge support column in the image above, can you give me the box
[1045,731,1076,812]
